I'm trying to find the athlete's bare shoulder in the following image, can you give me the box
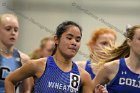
[104,59,120,72]
[30,57,47,67]
[103,59,120,81]
[18,50,30,64]
[29,57,48,78]
[78,66,93,93]
[75,61,86,69]
[78,66,92,81]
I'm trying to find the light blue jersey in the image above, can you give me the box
[0,49,21,93]
[34,56,82,93]
[107,58,140,93]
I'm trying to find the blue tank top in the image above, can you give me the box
[85,60,95,79]
[34,56,82,93]
[0,49,21,93]
[107,58,140,93]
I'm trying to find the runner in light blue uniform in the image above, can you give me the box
[0,13,30,93]
[0,49,21,93]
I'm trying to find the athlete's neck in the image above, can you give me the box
[53,52,73,72]
[126,56,140,73]
[0,42,14,55]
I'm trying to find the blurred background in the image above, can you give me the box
[0,0,140,61]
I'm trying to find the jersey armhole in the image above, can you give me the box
[107,59,122,86]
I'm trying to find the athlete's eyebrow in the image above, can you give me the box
[66,33,73,37]
[66,33,81,38]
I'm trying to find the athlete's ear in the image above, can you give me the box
[54,35,59,45]
[127,38,132,47]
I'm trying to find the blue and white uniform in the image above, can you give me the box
[0,49,21,93]
[85,60,95,79]
[107,58,140,93]
[34,56,82,93]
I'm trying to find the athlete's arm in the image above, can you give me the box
[92,60,119,93]
[4,58,46,93]
[18,51,32,93]
[79,67,93,93]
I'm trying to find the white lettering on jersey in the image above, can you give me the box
[119,78,140,88]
